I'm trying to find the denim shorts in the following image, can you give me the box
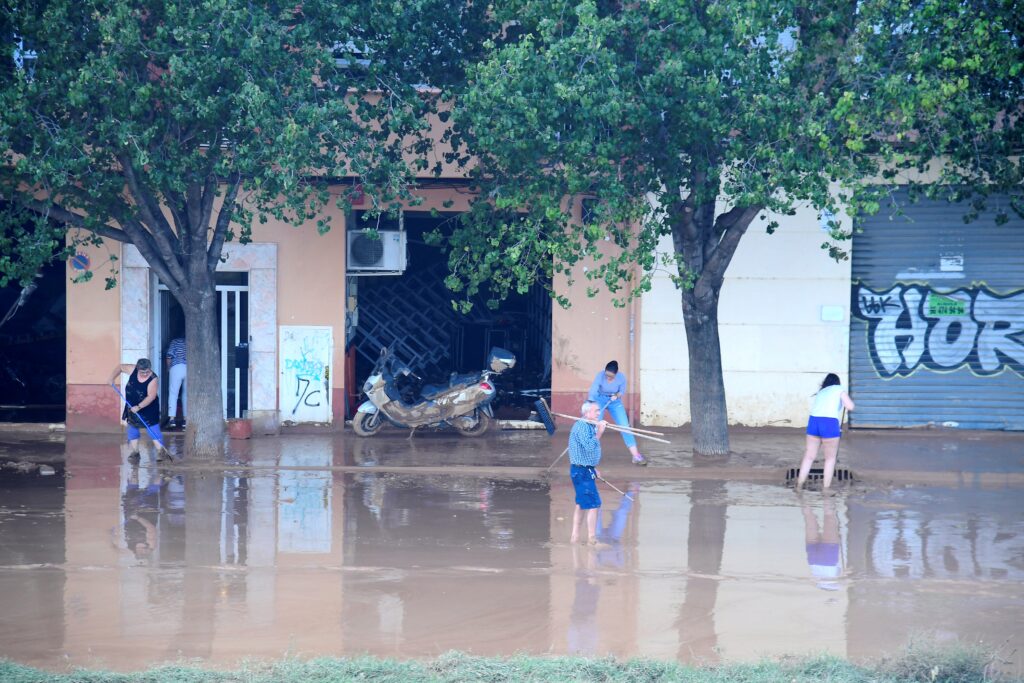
[570,464,601,510]
[127,424,163,443]
[806,416,841,439]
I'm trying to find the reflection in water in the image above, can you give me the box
[569,545,600,655]
[677,480,726,663]
[120,464,164,563]
[566,486,639,655]
[594,485,637,569]
[342,473,552,656]
[0,435,1021,672]
[802,494,843,591]
[277,452,332,553]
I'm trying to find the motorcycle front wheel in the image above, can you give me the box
[352,410,384,437]
[452,411,491,437]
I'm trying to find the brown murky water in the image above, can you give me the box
[0,432,1022,673]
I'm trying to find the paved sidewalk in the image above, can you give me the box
[2,424,1021,486]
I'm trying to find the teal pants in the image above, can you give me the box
[598,397,637,449]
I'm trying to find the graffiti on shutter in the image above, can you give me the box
[853,283,1024,378]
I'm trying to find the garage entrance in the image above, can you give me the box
[0,260,65,423]
[850,190,1024,430]
[345,211,552,419]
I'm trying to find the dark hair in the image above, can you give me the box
[605,360,619,374]
[820,373,841,390]
[136,358,152,371]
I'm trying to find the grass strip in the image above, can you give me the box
[0,642,1013,683]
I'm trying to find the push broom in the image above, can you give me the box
[111,384,174,461]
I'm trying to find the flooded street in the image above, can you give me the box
[0,431,1022,673]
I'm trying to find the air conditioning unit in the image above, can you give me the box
[346,230,407,274]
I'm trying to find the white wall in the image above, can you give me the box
[640,205,851,427]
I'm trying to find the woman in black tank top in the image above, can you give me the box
[109,358,163,460]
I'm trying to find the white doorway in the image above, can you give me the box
[155,273,250,420]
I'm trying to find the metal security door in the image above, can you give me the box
[157,273,249,421]
[219,283,249,419]
[849,191,1024,430]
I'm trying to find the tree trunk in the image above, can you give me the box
[681,288,730,455]
[181,282,224,459]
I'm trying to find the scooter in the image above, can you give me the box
[352,346,516,437]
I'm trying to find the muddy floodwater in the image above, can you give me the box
[0,432,1022,674]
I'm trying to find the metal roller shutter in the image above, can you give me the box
[850,190,1024,430]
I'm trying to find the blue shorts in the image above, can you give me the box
[127,424,163,443]
[806,416,841,439]
[570,464,601,510]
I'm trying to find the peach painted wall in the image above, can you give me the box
[550,240,638,419]
[62,183,622,430]
[249,202,348,423]
[65,240,123,432]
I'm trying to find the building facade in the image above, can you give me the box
[61,188,1022,434]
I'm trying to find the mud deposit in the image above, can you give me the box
[0,433,1021,673]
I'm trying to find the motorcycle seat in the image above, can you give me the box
[449,371,481,387]
[420,372,481,399]
[420,383,449,399]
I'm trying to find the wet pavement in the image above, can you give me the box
[0,429,1022,673]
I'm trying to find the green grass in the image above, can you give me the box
[0,645,1014,683]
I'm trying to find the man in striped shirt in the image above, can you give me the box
[568,401,607,545]
[164,336,187,428]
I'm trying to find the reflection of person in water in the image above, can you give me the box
[121,463,165,561]
[594,484,639,569]
[567,484,638,654]
[568,544,600,655]
[802,494,843,590]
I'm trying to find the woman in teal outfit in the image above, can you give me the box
[587,360,647,466]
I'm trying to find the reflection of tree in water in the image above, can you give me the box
[676,480,726,663]
[172,474,224,660]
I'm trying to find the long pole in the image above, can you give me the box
[550,412,671,444]
[597,474,634,501]
[547,446,570,471]
[550,410,666,436]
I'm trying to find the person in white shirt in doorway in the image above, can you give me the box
[795,373,855,492]
[164,337,187,429]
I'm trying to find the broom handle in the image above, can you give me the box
[590,406,666,436]
[551,410,664,435]
[552,412,671,444]
[597,474,634,501]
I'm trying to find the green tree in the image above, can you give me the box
[442,0,1023,454]
[0,0,489,456]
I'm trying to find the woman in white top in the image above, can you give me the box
[795,373,855,491]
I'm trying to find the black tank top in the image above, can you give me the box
[126,370,161,425]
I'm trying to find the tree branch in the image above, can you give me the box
[207,173,242,271]
[163,188,189,246]
[118,216,184,295]
[117,153,188,284]
[18,197,131,243]
[696,205,761,298]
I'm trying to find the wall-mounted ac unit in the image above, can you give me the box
[346,230,407,274]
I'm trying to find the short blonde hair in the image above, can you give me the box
[581,401,597,416]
